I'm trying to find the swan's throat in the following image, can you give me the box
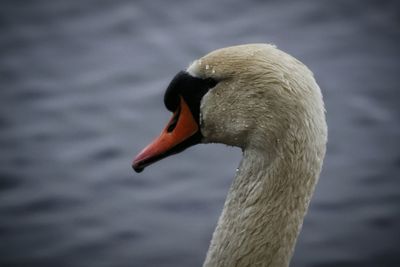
[203,145,323,267]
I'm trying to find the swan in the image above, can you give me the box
[132,44,327,267]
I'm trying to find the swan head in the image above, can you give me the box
[133,44,326,172]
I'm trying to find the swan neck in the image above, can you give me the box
[203,144,322,267]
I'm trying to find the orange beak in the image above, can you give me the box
[132,96,199,172]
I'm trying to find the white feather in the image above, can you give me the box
[187,44,327,267]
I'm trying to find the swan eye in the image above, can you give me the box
[205,77,218,89]
[163,71,218,124]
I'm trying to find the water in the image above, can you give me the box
[1,0,399,266]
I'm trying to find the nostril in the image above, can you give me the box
[167,117,178,132]
[167,106,181,133]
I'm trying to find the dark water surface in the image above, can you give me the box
[1,0,399,266]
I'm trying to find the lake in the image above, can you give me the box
[0,0,399,266]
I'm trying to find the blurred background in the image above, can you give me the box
[1,0,399,266]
